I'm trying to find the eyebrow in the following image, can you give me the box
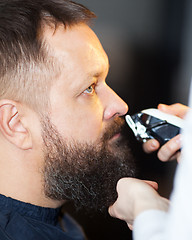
[87,63,110,79]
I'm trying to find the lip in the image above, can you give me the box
[107,133,122,148]
[110,133,121,142]
[113,133,121,139]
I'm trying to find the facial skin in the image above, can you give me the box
[44,23,128,144]
[39,23,136,211]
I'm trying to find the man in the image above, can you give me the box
[0,0,182,239]
[0,0,136,239]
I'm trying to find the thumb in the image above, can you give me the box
[108,204,116,218]
[143,180,158,190]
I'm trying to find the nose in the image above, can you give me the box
[103,85,128,120]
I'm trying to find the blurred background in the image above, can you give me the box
[65,0,192,239]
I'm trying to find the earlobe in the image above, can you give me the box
[0,100,32,150]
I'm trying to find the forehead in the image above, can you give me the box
[42,23,109,76]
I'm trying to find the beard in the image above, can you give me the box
[41,116,136,212]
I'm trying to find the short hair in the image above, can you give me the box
[0,0,95,112]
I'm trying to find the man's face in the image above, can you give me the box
[41,24,135,211]
[45,23,128,144]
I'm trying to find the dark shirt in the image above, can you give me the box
[0,194,86,240]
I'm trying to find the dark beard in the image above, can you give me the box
[41,117,136,212]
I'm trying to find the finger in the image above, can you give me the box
[108,205,115,218]
[142,139,160,153]
[169,151,181,162]
[143,180,158,190]
[128,224,133,231]
[108,203,125,221]
[176,153,182,163]
[158,103,188,118]
[157,134,181,162]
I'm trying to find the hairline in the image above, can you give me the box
[0,1,96,115]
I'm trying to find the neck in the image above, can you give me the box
[0,150,64,208]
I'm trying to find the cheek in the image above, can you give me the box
[77,113,103,141]
[51,102,104,143]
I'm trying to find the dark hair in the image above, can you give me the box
[0,0,95,111]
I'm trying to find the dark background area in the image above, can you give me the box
[64,1,192,239]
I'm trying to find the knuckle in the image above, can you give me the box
[173,103,181,107]
[166,142,175,152]
[158,139,179,161]
[157,150,167,161]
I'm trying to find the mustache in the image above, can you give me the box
[101,117,125,142]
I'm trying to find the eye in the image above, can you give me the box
[83,83,96,95]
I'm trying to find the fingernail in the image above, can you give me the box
[151,141,158,149]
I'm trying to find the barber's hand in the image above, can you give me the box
[108,178,169,230]
[143,103,189,162]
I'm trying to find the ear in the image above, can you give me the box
[0,100,32,150]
